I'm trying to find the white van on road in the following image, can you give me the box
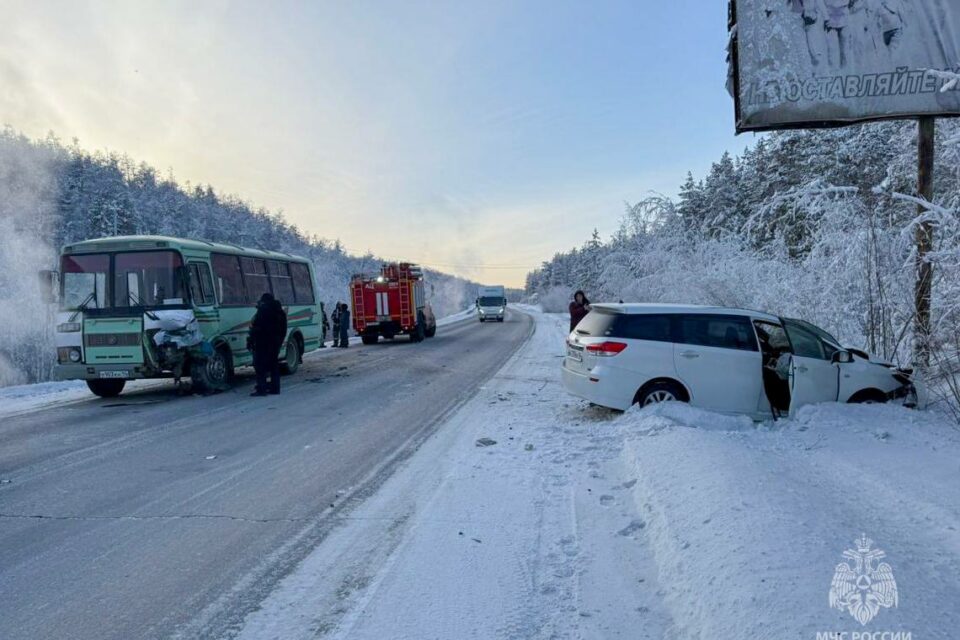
[561,304,925,418]
[476,286,507,323]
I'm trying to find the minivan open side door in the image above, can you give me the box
[782,320,839,416]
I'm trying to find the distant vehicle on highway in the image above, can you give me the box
[476,285,507,323]
[43,235,325,397]
[562,303,925,418]
[350,262,436,344]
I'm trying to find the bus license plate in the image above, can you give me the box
[99,371,127,379]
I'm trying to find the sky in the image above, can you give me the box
[0,0,749,287]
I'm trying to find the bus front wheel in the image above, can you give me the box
[192,347,232,394]
[87,379,126,398]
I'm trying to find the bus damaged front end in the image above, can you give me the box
[52,245,211,393]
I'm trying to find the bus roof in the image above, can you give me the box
[62,235,310,263]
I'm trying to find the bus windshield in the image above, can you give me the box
[115,251,184,307]
[62,254,109,310]
[60,250,186,309]
[479,297,505,307]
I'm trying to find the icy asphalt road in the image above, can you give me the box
[0,309,533,640]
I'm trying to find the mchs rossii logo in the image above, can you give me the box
[817,534,908,640]
[829,534,898,625]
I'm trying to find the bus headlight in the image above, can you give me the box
[57,322,81,333]
[58,347,82,363]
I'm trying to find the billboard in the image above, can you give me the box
[730,0,960,132]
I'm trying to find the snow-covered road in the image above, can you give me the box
[237,306,960,639]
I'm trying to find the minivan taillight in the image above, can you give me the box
[585,341,627,356]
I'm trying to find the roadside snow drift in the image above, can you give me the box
[234,307,960,639]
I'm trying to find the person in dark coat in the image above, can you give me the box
[331,302,341,348]
[569,290,591,332]
[320,303,330,348]
[248,292,287,396]
[338,302,351,348]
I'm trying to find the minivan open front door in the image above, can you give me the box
[783,320,839,416]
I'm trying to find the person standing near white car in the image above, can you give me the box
[569,290,591,333]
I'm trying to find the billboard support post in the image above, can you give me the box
[915,116,936,367]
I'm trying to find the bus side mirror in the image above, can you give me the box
[39,270,59,304]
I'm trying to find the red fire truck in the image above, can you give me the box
[350,262,437,344]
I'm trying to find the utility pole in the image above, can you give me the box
[915,116,935,368]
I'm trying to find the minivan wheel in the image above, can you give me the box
[636,381,685,407]
[848,389,888,404]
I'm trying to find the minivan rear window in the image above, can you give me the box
[574,310,618,336]
[575,310,673,343]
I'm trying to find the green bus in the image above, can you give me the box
[48,235,326,397]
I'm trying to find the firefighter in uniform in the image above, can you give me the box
[331,302,341,348]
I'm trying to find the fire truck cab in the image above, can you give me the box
[350,262,437,345]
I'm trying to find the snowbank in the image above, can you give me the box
[436,306,476,327]
[233,308,960,639]
[619,402,960,638]
[0,379,168,419]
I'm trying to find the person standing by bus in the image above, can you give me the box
[320,302,330,348]
[338,302,351,348]
[248,292,287,396]
[331,302,342,348]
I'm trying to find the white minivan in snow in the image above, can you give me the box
[561,304,925,418]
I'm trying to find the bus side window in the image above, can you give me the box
[267,260,295,305]
[211,254,245,305]
[240,257,271,303]
[290,263,315,304]
[188,264,203,305]
[198,263,215,304]
[188,262,216,305]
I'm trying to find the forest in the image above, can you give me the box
[525,120,960,416]
[0,128,476,386]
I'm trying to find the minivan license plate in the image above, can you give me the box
[567,347,582,362]
[99,371,127,379]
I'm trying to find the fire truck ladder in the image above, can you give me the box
[398,276,412,328]
[352,280,366,330]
